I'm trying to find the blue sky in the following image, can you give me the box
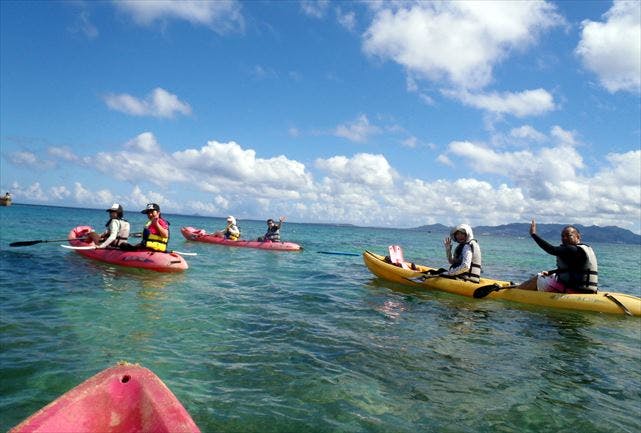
[1,0,640,233]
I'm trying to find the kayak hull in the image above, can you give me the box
[181,226,302,251]
[68,226,188,272]
[9,362,200,433]
[363,250,641,316]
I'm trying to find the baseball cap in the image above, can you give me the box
[141,203,160,213]
[106,203,123,212]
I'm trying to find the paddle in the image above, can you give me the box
[473,283,519,298]
[10,238,85,247]
[403,267,450,283]
[317,251,360,256]
[10,232,143,248]
[404,274,443,283]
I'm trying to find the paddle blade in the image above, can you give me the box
[405,275,428,283]
[10,237,79,247]
[473,283,502,299]
[9,240,44,247]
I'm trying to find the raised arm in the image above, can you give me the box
[152,218,169,238]
[444,236,454,264]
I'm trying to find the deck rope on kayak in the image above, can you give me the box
[604,293,634,316]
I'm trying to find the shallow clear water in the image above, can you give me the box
[1,204,640,432]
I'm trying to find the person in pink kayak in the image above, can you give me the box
[139,203,170,252]
[87,203,131,249]
[213,216,240,240]
[258,216,286,242]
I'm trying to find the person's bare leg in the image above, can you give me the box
[515,275,538,291]
[87,231,102,244]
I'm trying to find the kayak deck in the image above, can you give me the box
[9,362,200,433]
[363,250,641,316]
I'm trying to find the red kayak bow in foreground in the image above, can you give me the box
[9,362,200,433]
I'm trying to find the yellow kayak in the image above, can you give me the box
[363,250,641,317]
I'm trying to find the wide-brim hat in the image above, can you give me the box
[141,203,160,213]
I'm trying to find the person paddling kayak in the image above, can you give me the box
[424,224,482,283]
[213,216,240,240]
[87,203,131,249]
[515,219,598,294]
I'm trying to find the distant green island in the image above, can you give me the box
[414,223,641,245]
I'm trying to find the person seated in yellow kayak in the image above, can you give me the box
[515,220,598,294]
[138,203,170,252]
[257,216,285,242]
[213,215,240,240]
[426,223,482,283]
[87,203,131,248]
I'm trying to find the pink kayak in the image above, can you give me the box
[68,226,188,272]
[181,226,302,251]
[9,362,201,433]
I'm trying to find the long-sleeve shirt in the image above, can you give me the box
[98,219,121,248]
[444,243,473,276]
[531,233,587,287]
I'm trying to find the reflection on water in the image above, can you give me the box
[78,259,186,299]
[373,298,408,320]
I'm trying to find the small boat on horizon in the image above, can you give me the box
[0,192,12,206]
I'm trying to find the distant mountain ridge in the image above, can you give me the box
[414,223,640,245]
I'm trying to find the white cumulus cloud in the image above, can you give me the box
[104,88,192,118]
[576,0,641,93]
[315,153,396,188]
[7,131,639,233]
[115,0,244,34]
[363,1,563,90]
[510,125,547,143]
[444,88,556,117]
[300,0,330,19]
[125,132,162,153]
[334,114,381,143]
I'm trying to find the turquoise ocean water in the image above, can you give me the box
[1,204,640,432]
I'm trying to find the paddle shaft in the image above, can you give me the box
[10,238,84,247]
[11,232,142,248]
[404,274,443,283]
[317,251,360,256]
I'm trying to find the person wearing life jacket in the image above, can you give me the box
[516,220,598,294]
[87,203,131,249]
[442,224,482,283]
[214,216,240,240]
[139,203,170,252]
[258,216,285,242]
[424,224,482,282]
